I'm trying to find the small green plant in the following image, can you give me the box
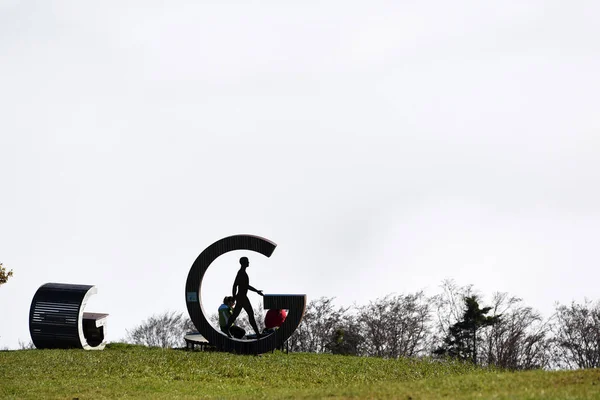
[0,263,13,286]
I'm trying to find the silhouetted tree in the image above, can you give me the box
[430,279,477,353]
[289,297,348,353]
[126,311,195,348]
[551,300,600,369]
[479,292,552,369]
[18,340,36,350]
[435,296,500,364]
[358,292,431,358]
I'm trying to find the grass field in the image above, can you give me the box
[1,343,599,399]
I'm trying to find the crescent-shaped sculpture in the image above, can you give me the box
[185,234,306,354]
[29,283,108,350]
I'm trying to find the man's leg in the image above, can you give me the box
[244,303,261,336]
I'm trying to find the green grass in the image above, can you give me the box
[1,343,599,399]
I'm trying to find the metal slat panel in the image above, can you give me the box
[29,283,90,349]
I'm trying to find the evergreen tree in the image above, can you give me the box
[326,327,363,356]
[434,296,501,364]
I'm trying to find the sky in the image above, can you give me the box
[1,1,599,349]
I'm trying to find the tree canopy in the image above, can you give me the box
[434,296,501,364]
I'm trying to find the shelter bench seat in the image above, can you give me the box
[184,332,209,351]
[29,283,108,350]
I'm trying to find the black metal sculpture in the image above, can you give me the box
[185,234,306,354]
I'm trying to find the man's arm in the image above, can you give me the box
[248,285,263,296]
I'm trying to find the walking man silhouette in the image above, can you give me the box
[224,256,263,338]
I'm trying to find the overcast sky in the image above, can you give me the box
[1,1,599,349]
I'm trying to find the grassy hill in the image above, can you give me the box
[1,343,599,399]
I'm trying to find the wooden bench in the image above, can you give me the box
[29,283,109,350]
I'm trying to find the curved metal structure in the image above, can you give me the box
[185,234,306,354]
[29,283,108,350]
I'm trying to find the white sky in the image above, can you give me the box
[1,1,599,349]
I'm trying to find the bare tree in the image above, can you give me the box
[18,340,36,350]
[209,312,219,327]
[358,292,431,358]
[126,311,195,348]
[551,299,600,369]
[479,292,552,369]
[289,297,349,353]
[429,279,477,352]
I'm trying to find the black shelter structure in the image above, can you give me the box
[185,234,306,354]
[29,283,108,350]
